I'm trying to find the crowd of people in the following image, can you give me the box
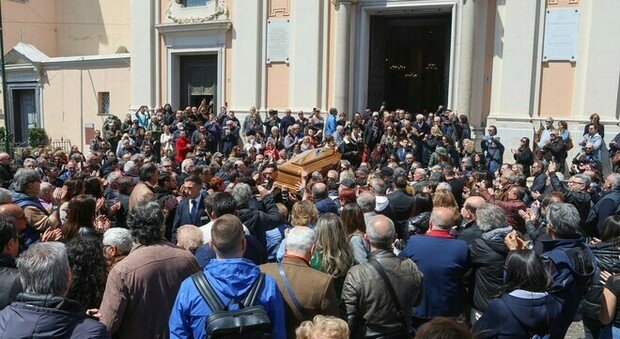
[0,101,619,338]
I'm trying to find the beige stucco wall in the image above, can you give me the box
[55,0,131,56]
[537,0,579,118]
[41,65,131,150]
[265,0,290,110]
[1,0,57,56]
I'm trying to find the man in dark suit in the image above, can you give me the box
[172,175,208,241]
[530,160,547,194]
[387,175,414,242]
[444,166,465,208]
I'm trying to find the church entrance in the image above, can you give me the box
[367,13,452,113]
[179,54,218,109]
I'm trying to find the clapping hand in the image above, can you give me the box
[40,228,62,242]
[504,230,527,251]
[95,215,111,232]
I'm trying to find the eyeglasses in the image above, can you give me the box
[568,180,584,185]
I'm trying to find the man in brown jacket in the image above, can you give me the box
[260,226,339,338]
[98,200,200,338]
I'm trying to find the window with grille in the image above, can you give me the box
[98,92,110,115]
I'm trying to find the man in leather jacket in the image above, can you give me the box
[548,162,594,236]
[342,215,423,338]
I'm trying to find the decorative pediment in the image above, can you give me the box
[164,0,228,24]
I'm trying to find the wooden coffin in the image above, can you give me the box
[274,148,342,190]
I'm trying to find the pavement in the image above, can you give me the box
[565,321,585,339]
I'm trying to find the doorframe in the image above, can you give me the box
[6,82,42,144]
[353,0,459,111]
[166,47,225,110]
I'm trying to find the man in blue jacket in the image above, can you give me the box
[400,207,470,328]
[540,203,596,338]
[324,107,338,137]
[169,214,286,338]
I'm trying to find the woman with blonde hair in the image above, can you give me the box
[295,315,349,339]
[311,213,355,307]
[432,189,460,225]
[291,200,319,228]
[276,201,319,261]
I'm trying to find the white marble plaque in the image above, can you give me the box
[543,8,579,62]
[267,19,290,63]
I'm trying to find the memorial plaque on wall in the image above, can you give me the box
[267,19,290,63]
[543,8,579,62]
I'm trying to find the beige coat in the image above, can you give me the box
[260,256,340,338]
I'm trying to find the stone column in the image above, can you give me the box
[457,0,475,119]
[131,0,155,109]
[333,0,354,112]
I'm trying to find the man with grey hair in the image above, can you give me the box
[357,191,377,228]
[260,227,339,337]
[234,182,281,253]
[102,228,133,271]
[0,242,109,337]
[343,215,423,337]
[369,178,394,220]
[469,204,511,319]
[12,168,60,246]
[506,202,594,338]
[547,161,592,232]
[589,173,620,235]
[400,207,469,323]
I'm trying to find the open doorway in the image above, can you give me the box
[179,55,218,109]
[367,13,452,113]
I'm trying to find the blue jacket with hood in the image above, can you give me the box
[169,258,286,339]
[542,236,596,339]
[474,290,561,338]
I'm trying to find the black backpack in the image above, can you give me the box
[191,272,272,338]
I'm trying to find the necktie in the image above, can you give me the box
[191,200,198,223]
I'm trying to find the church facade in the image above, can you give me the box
[1,0,618,158]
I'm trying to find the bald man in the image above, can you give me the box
[456,196,486,246]
[313,182,338,216]
[400,207,470,323]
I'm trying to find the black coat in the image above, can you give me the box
[582,242,620,326]
[456,221,482,247]
[549,172,593,235]
[387,190,415,241]
[0,254,21,310]
[471,236,510,312]
[0,164,12,189]
[237,193,282,253]
[513,146,534,177]
[0,293,109,338]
